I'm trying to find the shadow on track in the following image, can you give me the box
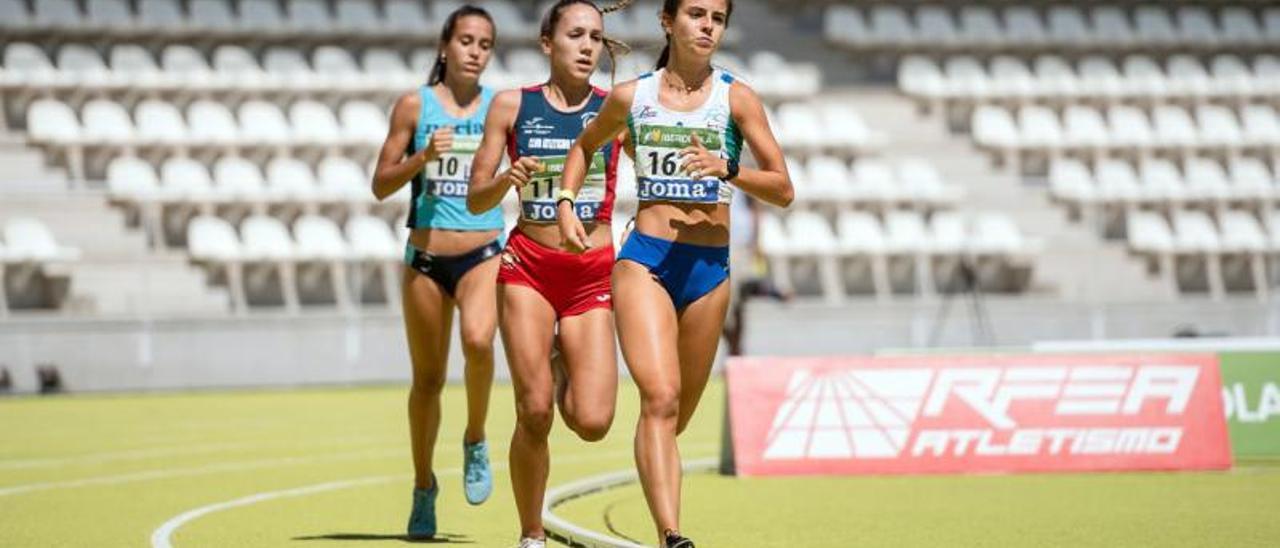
[293,532,474,544]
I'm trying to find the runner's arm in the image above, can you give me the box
[724,83,793,208]
[372,92,433,201]
[467,90,523,213]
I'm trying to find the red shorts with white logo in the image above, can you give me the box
[497,228,614,318]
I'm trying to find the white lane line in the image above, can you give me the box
[0,436,400,470]
[149,472,417,548]
[149,446,701,548]
[0,447,404,497]
[542,456,720,548]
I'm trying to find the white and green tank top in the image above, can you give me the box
[628,67,743,205]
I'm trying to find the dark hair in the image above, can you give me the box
[540,0,633,83]
[428,5,496,86]
[656,0,734,69]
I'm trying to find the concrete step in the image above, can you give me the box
[64,260,230,315]
[1,190,234,315]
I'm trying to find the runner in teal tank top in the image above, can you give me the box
[369,5,503,540]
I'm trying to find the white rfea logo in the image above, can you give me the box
[764,369,931,460]
[763,365,1200,460]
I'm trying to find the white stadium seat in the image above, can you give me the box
[1183,157,1233,204]
[58,44,111,86]
[266,156,320,202]
[1090,6,1132,47]
[384,0,433,33]
[81,99,136,143]
[238,100,291,144]
[27,99,82,143]
[188,0,236,33]
[161,156,215,202]
[137,0,183,31]
[1047,6,1090,47]
[107,156,162,201]
[334,0,382,35]
[2,42,59,88]
[287,0,333,33]
[1240,104,1280,147]
[340,101,388,145]
[1107,105,1154,150]
[1063,105,1109,149]
[1049,159,1096,206]
[1195,105,1243,149]
[212,156,267,203]
[3,217,81,263]
[86,0,133,31]
[1139,159,1186,204]
[34,0,83,31]
[239,0,286,32]
[135,99,189,144]
[317,157,371,201]
[1151,105,1198,149]
[187,100,240,144]
[345,215,399,261]
[1134,6,1178,46]
[288,100,343,145]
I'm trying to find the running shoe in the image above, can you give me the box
[463,439,492,505]
[516,537,547,548]
[665,531,695,548]
[406,474,438,539]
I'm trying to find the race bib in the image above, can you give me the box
[518,154,607,222]
[423,133,481,198]
[635,124,724,204]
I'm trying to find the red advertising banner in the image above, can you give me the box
[726,354,1232,476]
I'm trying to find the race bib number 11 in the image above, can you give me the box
[519,154,607,222]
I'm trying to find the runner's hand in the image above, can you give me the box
[557,201,591,254]
[680,133,728,179]
[502,157,543,189]
[423,127,454,163]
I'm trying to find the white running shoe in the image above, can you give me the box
[516,537,547,548]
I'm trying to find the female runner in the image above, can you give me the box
[371,5,502,539]
[467,2,629,546]
[557,1,793,545]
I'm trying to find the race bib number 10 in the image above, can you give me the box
[635,124,724,204]
[519,154,607,222]
[425,133,481,198]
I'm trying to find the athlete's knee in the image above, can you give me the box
[639,385,680,423]
[569,408,614,442]
[459,324,495,360]
[516,395,554,438]
[409,368,447,397]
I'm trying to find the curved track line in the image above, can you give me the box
[542,456,719,548]
[149,448,647,548]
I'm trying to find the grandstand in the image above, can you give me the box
[0,0,1278,391]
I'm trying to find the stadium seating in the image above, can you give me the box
[829,4,1280,53]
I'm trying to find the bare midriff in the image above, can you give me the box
[633,202,730,247]
[408,227,503,256]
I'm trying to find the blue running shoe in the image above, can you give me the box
[406,475,437,539]
[463,440,492,505]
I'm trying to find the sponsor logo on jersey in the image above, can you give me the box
[521,116,556,136]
